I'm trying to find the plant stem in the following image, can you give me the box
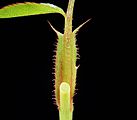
[59,1,76,120]
[64,0,75,34]
[59,82,72,120]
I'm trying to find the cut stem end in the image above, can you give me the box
[59,82,72,120]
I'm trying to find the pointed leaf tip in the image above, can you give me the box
[48,21,63,35]
[48,21,63,41]
[73,18,91,34]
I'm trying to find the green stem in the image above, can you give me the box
[59,1,75,120]
[59,82,72,120]
[64,0,75,33]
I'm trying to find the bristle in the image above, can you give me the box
[52,89,55,92]
[52,58,56,61]
[1,2,36,9]
[76,44,79,47]
[52,94,55,98]
[53,50,57,53]
[52,61,56,65]
[77,53,80,59]
[53,44,57,48]
[52,72,55,75]
[52,55,56,58]
[52,67,55,70]
[76,46,79,50]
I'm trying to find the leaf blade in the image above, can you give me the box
[0,2,65,18]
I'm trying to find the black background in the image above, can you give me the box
[0,0,123,120]
[1,0,135,119]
